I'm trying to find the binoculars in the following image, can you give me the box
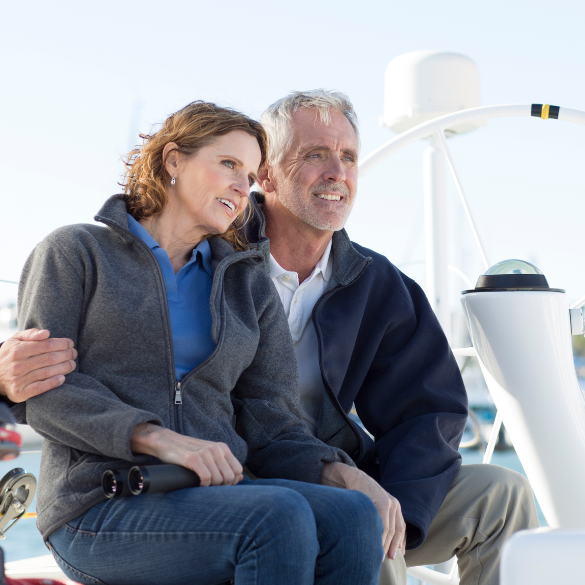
[102,464,200,499]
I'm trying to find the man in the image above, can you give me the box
[244,90,538,584]
[1,90,538,584]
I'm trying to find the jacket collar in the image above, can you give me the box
[245,192,371,289]
[94,194,134,242]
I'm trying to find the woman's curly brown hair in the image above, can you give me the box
[121,101,266,251]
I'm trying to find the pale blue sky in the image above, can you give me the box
[1,0,584,311]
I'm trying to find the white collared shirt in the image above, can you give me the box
[269,240,333,435]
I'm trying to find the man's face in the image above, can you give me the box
[269,109,358,231]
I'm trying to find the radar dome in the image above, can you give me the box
[381,51,485,135]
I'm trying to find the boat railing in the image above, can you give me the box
[360,103,585,584]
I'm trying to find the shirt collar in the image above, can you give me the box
[317,239,333,283]
[126,213,213,277]
[196,239,213,277]
[269,239,333,283]
[127,213,159,250]
[268,254,287,280]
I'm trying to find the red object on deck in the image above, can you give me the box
[0,430,21,448]
[0,428,21,461]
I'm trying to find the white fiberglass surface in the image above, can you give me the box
[501,529,585,585]
[462,290,585,528]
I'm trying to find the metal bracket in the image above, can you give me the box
[0,468,37,540]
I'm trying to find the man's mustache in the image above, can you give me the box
[310,183,350,197]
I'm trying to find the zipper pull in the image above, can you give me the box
[174,382,182,405]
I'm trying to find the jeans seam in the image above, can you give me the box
[66,522,256,541]
[70,528,253,537]
[65,523,96,537]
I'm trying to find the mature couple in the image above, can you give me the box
[0,90,537,585]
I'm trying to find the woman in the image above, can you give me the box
[16,101,384,585]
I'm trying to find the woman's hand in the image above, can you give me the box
[321,462,406,560]
[130,423,244,486]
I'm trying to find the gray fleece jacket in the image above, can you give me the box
[15,195,353,541]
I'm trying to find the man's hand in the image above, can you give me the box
[130,423,244,487]
[0,329,77,403]
[321,462,406,560]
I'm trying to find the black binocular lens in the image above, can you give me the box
[102,469,132,499]
[102,470,118,498]
[128,467,146,495]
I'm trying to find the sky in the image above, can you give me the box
[1,0,585,326]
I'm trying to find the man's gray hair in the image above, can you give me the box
[259,89,360,167]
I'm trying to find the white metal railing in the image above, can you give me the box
[359,104,585,177]
[435,129,490,270]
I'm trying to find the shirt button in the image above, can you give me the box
[294,297,298,303]
[283,275,290,282]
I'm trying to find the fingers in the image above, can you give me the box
[11,328,50,342]
[186,443,243,487]
[15,375,68,402]
[383,501,395,555]
[6,350,76,402]
[333,468,406,560]
[18,349,77,380]
[179,451,213,487]
[224,450,244,485]
[372,497,392,554]
[199,451,225,486]
[388,504,406,560]
[203,445,235,486]
[21,357,75,388]
[13,336,75,361]
[209,443,243,486]
[0,331,76,402]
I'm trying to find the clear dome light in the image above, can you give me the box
[465,259,557,293]
[484,259,543,276]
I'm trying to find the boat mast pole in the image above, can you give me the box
[424,133,451,342]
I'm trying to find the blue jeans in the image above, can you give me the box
[48,477,384,585]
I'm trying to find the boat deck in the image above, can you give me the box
[5,554,76,583]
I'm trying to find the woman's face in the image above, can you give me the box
[167,130,262,236]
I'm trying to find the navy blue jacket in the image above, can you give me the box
[246,193,468,549]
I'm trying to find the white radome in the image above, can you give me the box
[381,50,485,135]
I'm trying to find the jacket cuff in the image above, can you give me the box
[396,496,432,550]
[111,411,163,462]
[299,447,355,485]
[331,446,356,467]
[309,448,356,484]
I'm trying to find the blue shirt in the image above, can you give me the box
[127,214,216,380]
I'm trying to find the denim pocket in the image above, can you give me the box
[49,541,109,585]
